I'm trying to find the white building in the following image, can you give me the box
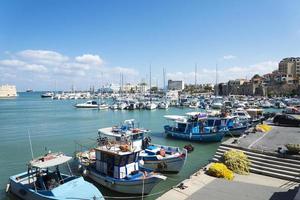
[167,80,184,91]
[0,84,17,97]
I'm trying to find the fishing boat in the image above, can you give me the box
[8,152,103,200]
[97,119,187,173]
[225,116,249,136]
[74,100,100,108]
[163,113,228,142]
[76,138,166,194]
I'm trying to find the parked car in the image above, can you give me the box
[273,114,300,127]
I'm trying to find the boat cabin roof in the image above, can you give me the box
[29,152,72,169]
[95,144,139,156]
[164,115,187,122]
[98,127,146,137]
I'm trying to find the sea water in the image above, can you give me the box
[0,92,220,199]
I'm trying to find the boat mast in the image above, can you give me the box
[28,130,34,159]
[149,65,152,103]
[215,63,218,96]
[163,67,166,101]
[195,63,197,87]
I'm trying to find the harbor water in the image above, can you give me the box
[0,92,221,199]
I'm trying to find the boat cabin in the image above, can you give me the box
[95,146,140,179]
[17,153,75,192]
[98,119,148,151]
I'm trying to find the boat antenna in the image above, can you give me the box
[27,129,34,159]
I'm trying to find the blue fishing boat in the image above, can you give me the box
[163,113,228,142]
[8,152,103,200]
[225,116,250,136]
[76,137,166,195]
[96,119,187,173]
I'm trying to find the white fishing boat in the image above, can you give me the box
[8,152,103,200]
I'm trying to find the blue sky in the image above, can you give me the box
[0,0,300,91]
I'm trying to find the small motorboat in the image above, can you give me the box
[75,100,100,108]
[98,103,109,110]
[41,92,53,98]
[158,102,169,109]
[8,152,103,200]
[145,102,157,110]
[139,143,187,173]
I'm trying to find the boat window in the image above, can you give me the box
[92,101,97,105]
[177,123,186,132]
[127,153,135,164]
[133,133,143,140]
[119,155,127,166]
[114,155,121,166]
[101,152,108,162]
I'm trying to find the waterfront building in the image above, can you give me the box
[0,84,17,97]
[278,57,300,84]
[167,80,184,91]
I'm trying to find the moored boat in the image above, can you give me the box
[97,119,187,173]
[76,138,166,194]
[163,113,228,142]
[74,100,100,109]
[8,152,103,200]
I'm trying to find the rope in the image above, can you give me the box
[102,190,167,199]
[142,173,145,200]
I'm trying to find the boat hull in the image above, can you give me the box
[142,154,186,173]
[164,126,225,142]
[226,126,248,137]
[87,169,163,194]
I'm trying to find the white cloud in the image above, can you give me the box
[0,59,26,67]
[223,55,236,60]
[23,64,48,73]
[75,54,103,66]
[167,60,278,84]
[111,67,139,76]
[17,50,69,65]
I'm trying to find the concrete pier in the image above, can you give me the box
[159,125,300,200]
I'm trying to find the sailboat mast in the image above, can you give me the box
[195,63,197,87]
[215,63,218,96]
[149,65,152,102]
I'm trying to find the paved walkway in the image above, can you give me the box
[158,167,299,200]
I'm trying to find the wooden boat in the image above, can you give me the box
[163,114,228,142]
[76,140,166,194]
[96,119,187,173]
[225,116,249,137]
[8,152,103,200]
